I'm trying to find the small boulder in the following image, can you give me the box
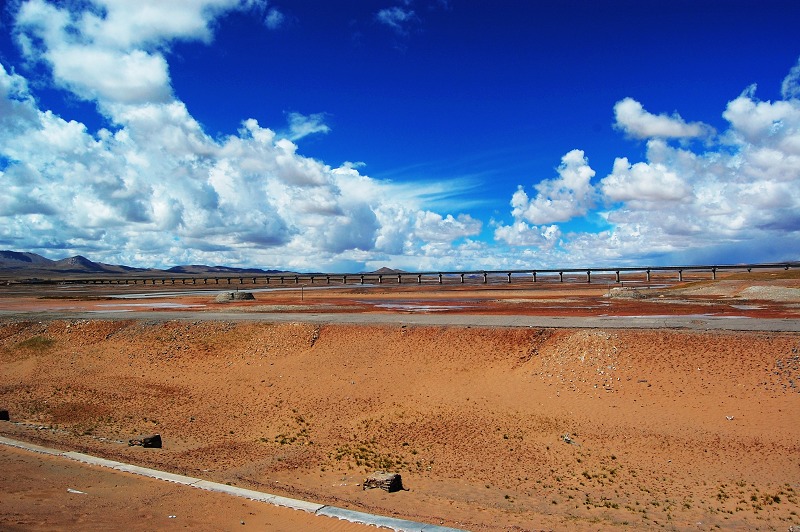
[128,434,162,448]
[0,409,9,421]
[363,472,403,492]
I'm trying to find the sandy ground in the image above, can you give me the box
[1,270,799,530]
[0,444,372,531]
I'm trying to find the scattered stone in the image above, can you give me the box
[0,409,9,421]
[128,434,162,448]
[214,291,256,303]
[363,472,404,492]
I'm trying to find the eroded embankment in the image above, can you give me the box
[1,319,799,531]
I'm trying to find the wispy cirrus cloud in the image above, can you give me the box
[375,5,416,34]
[284,112,330,141]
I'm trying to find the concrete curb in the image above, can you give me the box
[0,435,465,531]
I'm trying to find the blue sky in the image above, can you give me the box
[1,0,799,272]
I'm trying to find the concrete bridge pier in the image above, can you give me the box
[559,272,564,282]
[326,276,331,285]
[417,274,422,284]
[294,276,299,284]
[378,275,383,284]
[397,274,402,284]
[711,268,716,280]
[615,271,620,283]
[343,276,348,284]
[460,273,465,283]
[438,273,443,284]
[678,270,683,282]
[483,272,488,284]
[507,272,512,283]
[586,270,591,284]
[532,272,537,282]
[646,270,651,283]
[360,275,365,285]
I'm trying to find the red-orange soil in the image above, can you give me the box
[1,272,799,530]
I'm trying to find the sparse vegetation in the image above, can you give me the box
[16,335,55,351]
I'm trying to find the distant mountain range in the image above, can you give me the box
[0,250,289,278]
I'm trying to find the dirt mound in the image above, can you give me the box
[739,285,800,302]
[607,286,647,299]
[214,291,256,302]
[1,319,799,530]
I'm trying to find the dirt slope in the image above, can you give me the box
[1,319,799,530]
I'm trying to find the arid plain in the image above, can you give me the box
[1,269,799,530]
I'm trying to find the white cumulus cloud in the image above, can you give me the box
[601,156,692,204]
[614,97,714,139]
[781,57,800,100]
[496,64,800,266]
[509,149,596,225]
[0,0,482,271]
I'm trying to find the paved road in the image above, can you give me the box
[1,309,798,332]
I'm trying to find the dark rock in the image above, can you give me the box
[128,434,162,448]
[0,409,9,421]
[363,472,403,492]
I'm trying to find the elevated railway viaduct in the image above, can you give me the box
[22,262,799,287]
